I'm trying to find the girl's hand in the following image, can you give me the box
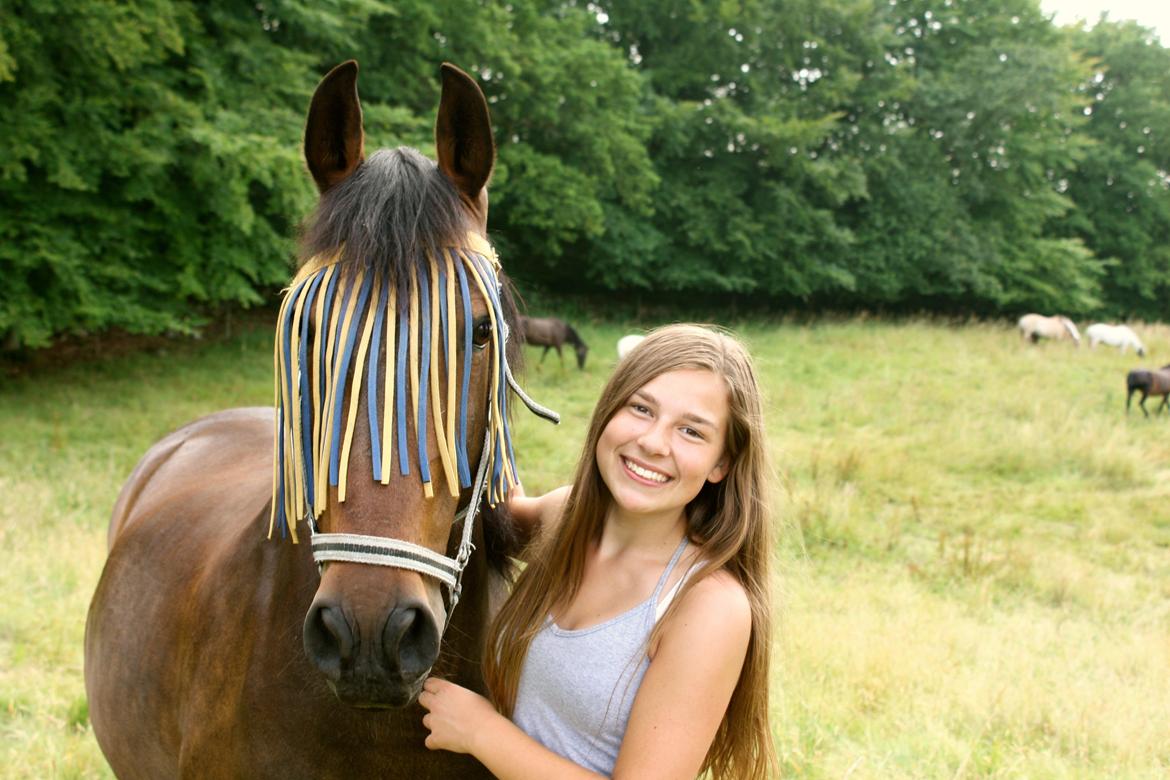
[418,676,499,754]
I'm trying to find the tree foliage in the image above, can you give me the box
[2,0,1169,350]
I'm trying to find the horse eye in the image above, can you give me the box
[472,317,493,350]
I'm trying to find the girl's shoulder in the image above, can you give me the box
[662,565,752,643]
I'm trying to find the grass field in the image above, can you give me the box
[2,317,1169,778]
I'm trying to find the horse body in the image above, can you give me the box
[1126,364,1170,417]
[1086,323,1146,356]
[519,315,588,369]
[86,62,526,777]
[1018,313,1081,346]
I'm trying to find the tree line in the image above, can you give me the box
[1,0,1168,350]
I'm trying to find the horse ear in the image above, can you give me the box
[305,60,365,193]
[435,63,495,200]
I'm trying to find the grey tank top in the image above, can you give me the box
[512,538,693,775]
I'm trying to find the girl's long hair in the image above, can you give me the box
[484,323,778,779]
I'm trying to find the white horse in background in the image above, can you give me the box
[1018,313,1081,346]
[1086,323,1146,356]
[616,334,645,359]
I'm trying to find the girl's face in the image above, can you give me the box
[595,368,730,524]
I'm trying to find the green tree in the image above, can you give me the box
[838,0,1102,313]
[1059,19,1170,320]
[0,0,389,349]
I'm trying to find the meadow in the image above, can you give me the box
[2,317,1169,778]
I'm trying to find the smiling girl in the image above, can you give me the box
[420,324,776,779]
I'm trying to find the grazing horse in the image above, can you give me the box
[1018,313,1081,346]
[1126,364,1170,417]
[85,62,556,778]
[616,334,645,359]
[1086,323,1146,356]
[519,315,588,369]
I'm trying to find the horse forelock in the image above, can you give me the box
[299,147,476,281]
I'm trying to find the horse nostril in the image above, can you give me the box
[383,604,439,681]
[304,602,353,680]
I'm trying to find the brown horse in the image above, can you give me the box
[85,62,555,778]
[1126,364,1170,417]
[519,315,588,369]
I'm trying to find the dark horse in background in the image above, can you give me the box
[519,315,588,369]
[1127,364,1170,417]
[85,62,538,778]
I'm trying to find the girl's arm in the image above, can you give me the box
[506,483,571,550]
[610,570,752,779]
[419,677,603,780]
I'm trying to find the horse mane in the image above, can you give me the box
[296,146,524,573]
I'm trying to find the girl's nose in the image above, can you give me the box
[636,422,670,456]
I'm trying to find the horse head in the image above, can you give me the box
[574,340,589,370]
[273,61,526,708]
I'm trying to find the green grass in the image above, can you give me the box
[3,317,1169,777]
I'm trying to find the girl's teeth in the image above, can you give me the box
[626,458,668,482]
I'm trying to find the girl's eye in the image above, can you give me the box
[631,403,651,415]
[682,427,704,440]
[472,318,493,350]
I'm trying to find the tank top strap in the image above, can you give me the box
[650,537,691,602]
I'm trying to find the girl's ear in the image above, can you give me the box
[707,457,730,484]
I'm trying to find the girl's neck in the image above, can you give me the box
[597,506,688,560]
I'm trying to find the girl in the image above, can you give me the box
[419,324,776,779]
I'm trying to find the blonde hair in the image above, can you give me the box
[484,323,777,778]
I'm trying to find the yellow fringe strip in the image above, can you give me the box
[427,254,459,497]
[380,283,397,484]
[444,250,458,488]
[340,270,377,503]
[408,267,432,498]
[285,279,312,543]
[316,270,347,518]
[310,265,335,514]
[268,283,292,539]
[279,290,299,539]
[330,268,363,504]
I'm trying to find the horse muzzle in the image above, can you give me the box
[303,595,441,708]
